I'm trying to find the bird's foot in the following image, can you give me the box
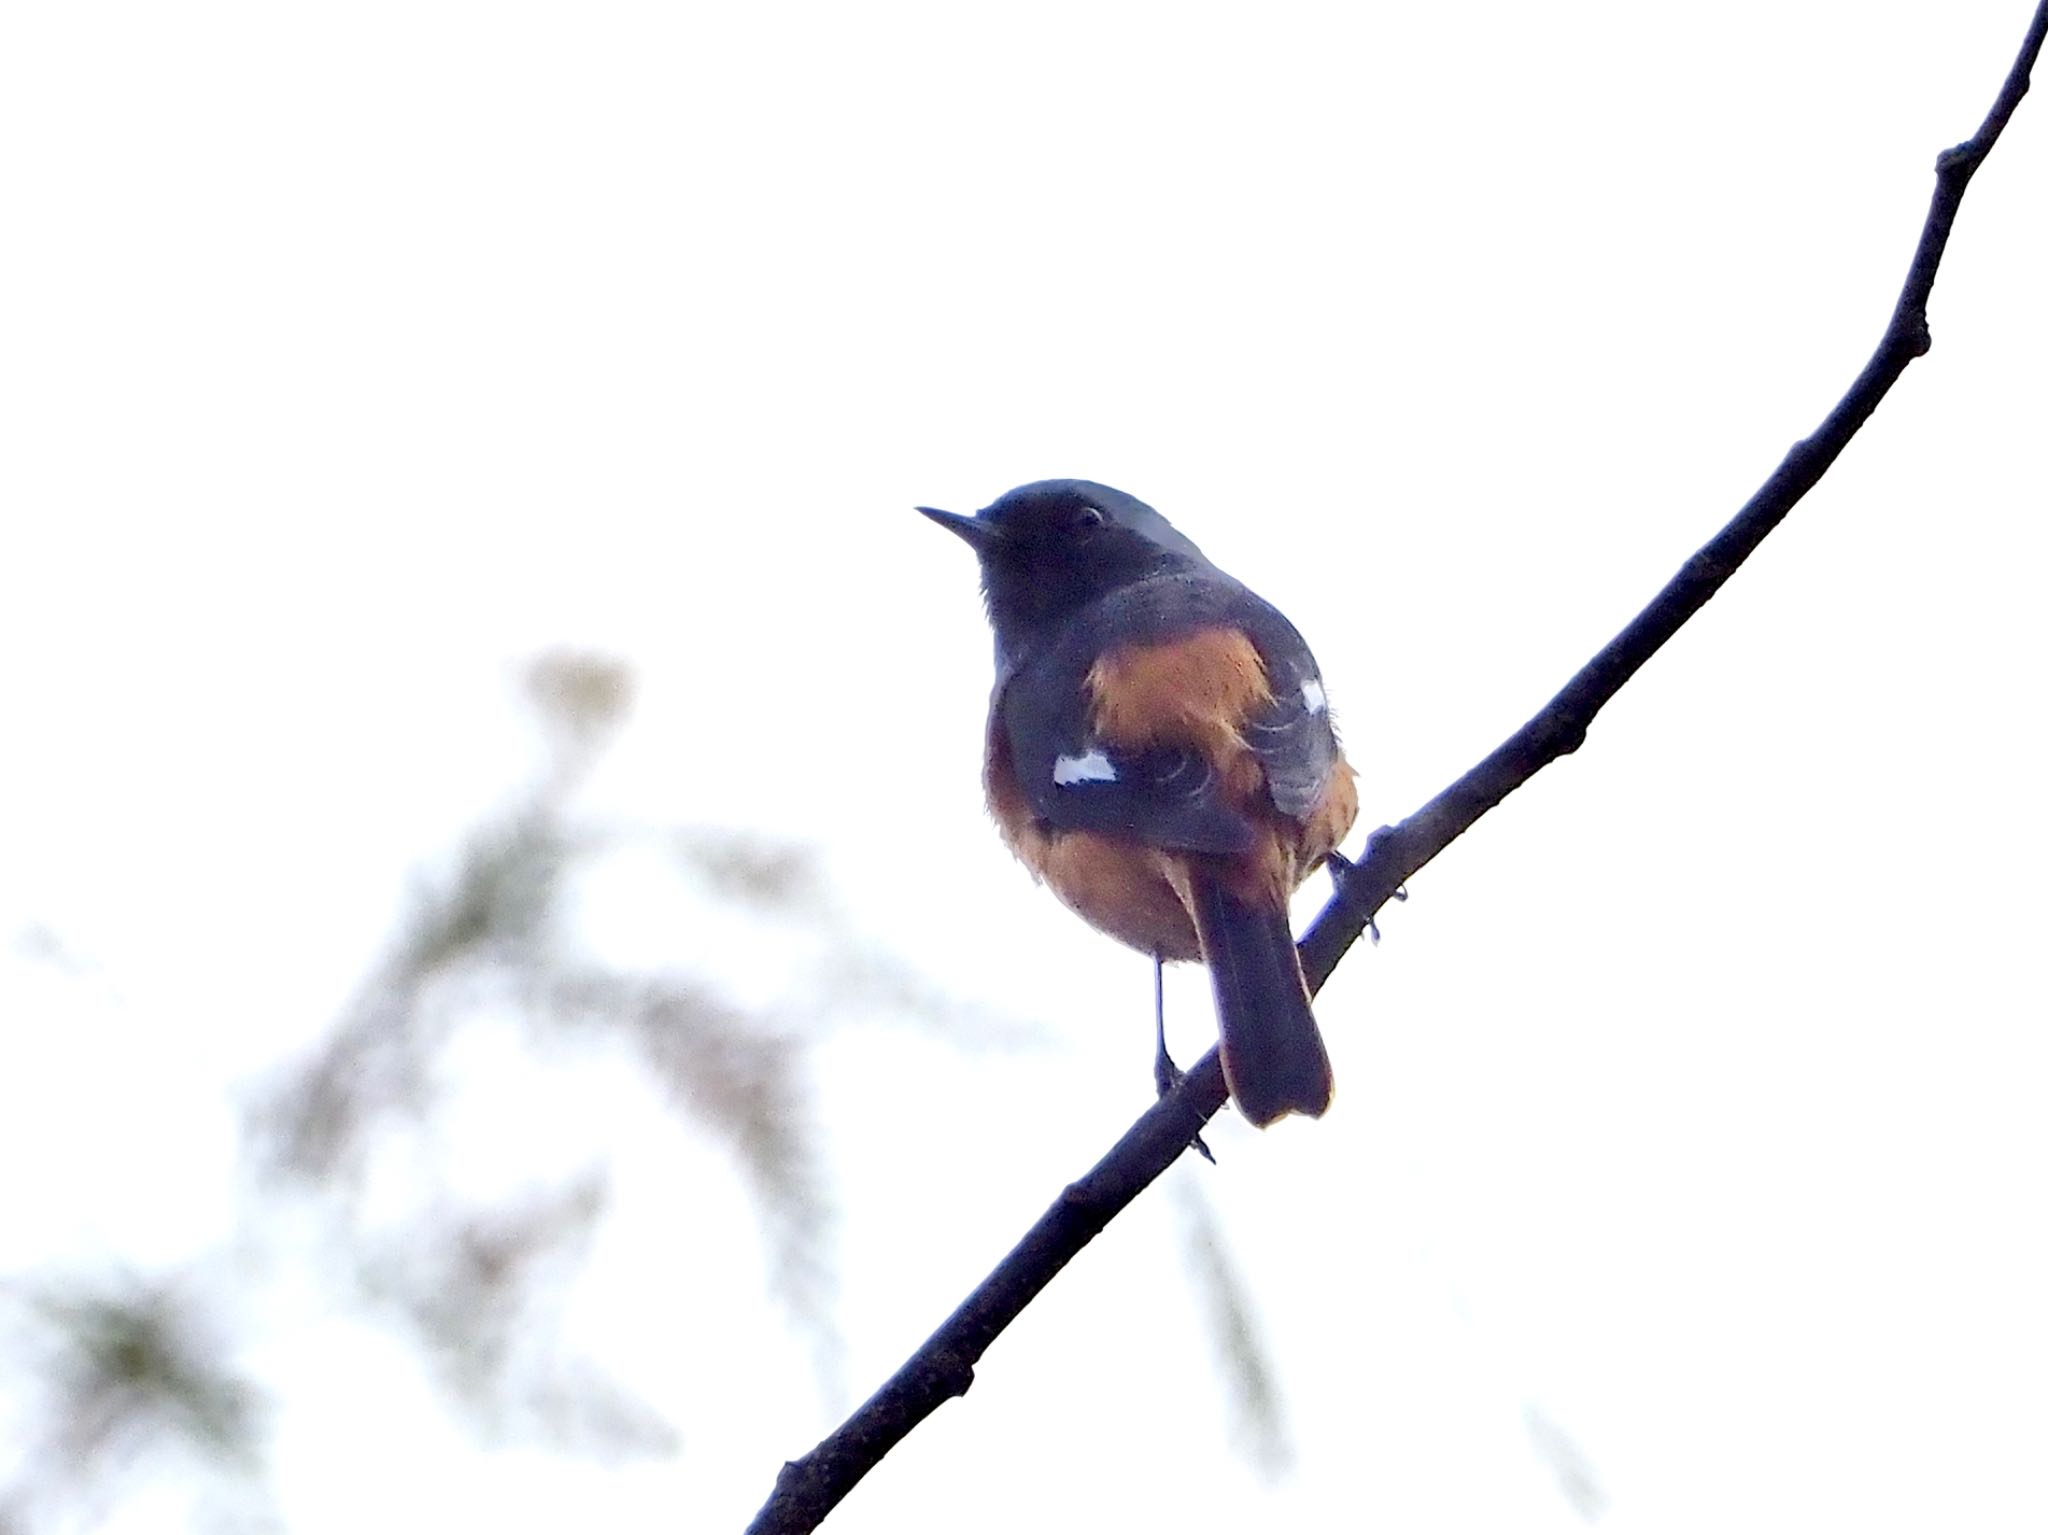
[1152,1016,1216,1165]
[1325,848,1406,944]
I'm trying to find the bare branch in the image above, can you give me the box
[1301,0,2048,991]
[746,8,2047,1531]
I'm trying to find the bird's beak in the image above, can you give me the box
[918,505,1004,551]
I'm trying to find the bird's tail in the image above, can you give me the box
[1186,871,1333,1126]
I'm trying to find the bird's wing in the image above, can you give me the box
[1232,601,1343,824]
[1071,575,1344,828]
[993,573,1342,851]
[997,648,1259,856]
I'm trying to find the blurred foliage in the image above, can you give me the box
[0,1272,268,1533]
[0,650,998,1529]
[2,648,1310,1531]
[354,1172,679,1462]
[241,651,872,1452]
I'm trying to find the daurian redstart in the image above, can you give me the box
[922,480,1356,1126]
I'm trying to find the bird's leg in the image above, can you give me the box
[1149,953,1175,1096]
[1151,954,1215,1165]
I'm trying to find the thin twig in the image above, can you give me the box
[747,7,2046,1530]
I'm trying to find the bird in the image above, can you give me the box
[920,479,1357,1126]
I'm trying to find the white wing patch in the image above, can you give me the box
[1053,748,1118,786]
[1301,677,1328,715]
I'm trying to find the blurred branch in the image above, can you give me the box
[1525,1401,1608,1523]
[1171,1178,1290,1475]
[746,9,2048,1530]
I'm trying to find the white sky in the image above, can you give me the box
[3,2,2045,1532]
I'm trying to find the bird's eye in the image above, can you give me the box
[1074,505,1107,531]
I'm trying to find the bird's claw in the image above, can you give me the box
[1327,849,1407,944]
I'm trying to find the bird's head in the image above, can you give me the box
[919,480,1208,649]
